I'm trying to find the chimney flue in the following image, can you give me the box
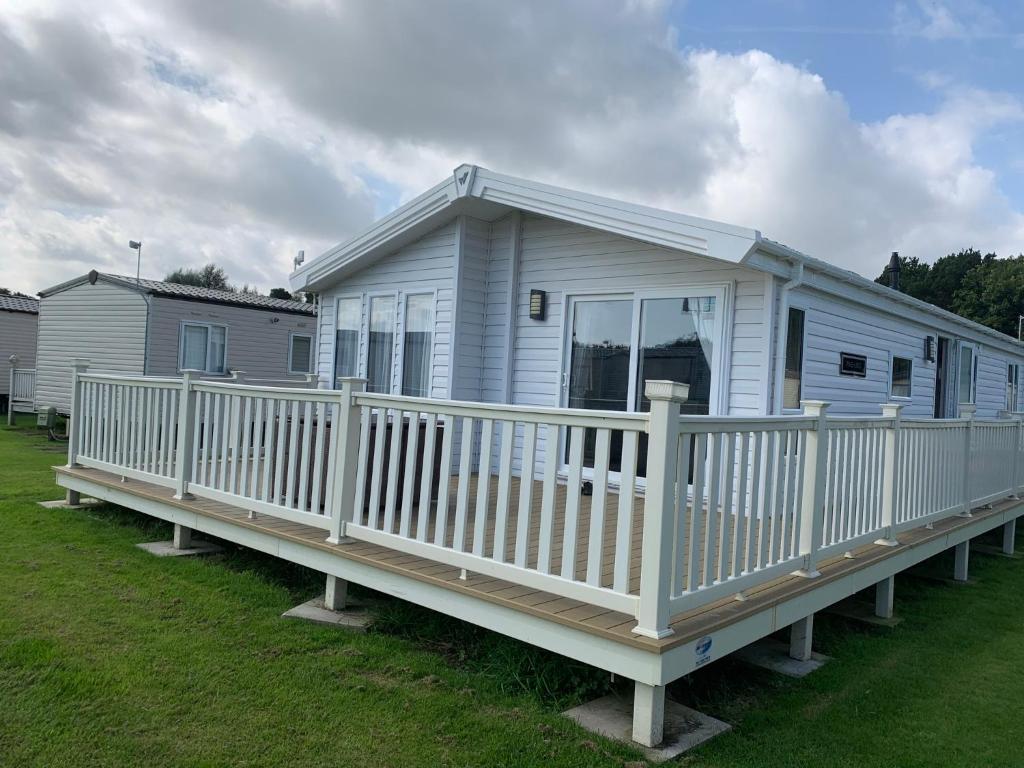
[887,251,901,290]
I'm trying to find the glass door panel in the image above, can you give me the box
[565,298,632,471]
[635,297,715,415]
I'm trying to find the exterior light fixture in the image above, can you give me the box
[529,289,546,321]
[924,335,936,363]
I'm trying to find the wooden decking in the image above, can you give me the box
[55,464,1024,654]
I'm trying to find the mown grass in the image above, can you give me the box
[2,413,1024,767]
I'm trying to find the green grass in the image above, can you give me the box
[2,413,1024,767]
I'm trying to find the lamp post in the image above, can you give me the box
[129,240,142,283]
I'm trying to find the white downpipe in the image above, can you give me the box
[773,259,805,415]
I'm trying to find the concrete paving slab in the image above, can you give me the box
[732,637,830,678]
[37,497,104,509]
[282,597,370,632]
[564,692,730,762]
[136,540,224,557]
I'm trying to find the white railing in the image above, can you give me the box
[7,362,36,424]
[65,362,1024,640]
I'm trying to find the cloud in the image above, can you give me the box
[0,0,1022,298]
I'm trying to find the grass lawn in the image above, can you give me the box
[2,415,1024,767]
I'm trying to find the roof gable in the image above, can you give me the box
[290,164,762,291]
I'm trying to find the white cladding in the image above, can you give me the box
[36,282,148,413]
[1,310,38,396]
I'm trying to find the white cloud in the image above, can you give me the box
[0,0,1022,297]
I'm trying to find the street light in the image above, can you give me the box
[129,240,142,283]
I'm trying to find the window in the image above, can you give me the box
[891,356,913,399]
[366,295,396,393]
[783,308,805,410]
[289,333,313,374]
[1008,364,1022,412]
[401,294,433,397]
[958,343,977,404]
[179,322,226,374]
[334,297,361,382]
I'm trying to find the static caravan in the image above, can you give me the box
[36,271,318,414]
[292,165,1024,434]
[0,294,39,415]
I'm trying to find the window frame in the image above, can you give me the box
[957,342,978,405]
[1008,363,1022,412]
[333,294,364,384]
[398,290,436,398]
[889,354,913,400]
[363,290,400,395]
[781,305,807,413]
[288,332,314,375]
[178,321,229,374]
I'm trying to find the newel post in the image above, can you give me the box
[633,380,689,640]
[1013,418,1024,498]
[6,354,16,426]
[959,404,976,516]
[796,400,830,578]
[67,358,90,467]
[326,376,366,544]
[173,370,200,500]
[876,403,904,547]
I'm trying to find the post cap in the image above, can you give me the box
[70,358,90,370]
[337,376,368,389]
[644,380,690,403]
[8,354,17,365]
[958,404,977,419]
[800,399,830,416]
[881,402,905,417]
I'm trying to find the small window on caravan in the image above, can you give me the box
[783,307,805,410]
[366,295,396,394]
[334,296,361,382]
[891,356,913,399]
[289,333,313,375]
[180,322,227,374]
[1008,364,1022,412]
[958,343,977,405]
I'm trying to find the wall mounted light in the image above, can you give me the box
[529,289,546,321]
[924,335,936,363]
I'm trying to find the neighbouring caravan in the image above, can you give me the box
[36,271,318,413]
[0,294,39,415]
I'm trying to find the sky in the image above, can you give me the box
[1,0,1023,296]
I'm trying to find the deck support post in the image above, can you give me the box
[173,524,192,550]
[789,614,814,662]
[796,401,830,578]
[959,405,976,517]
[631,681,666,747]
[66,359,90,467]
[324,575,348,611]
[1002,519,1017,555]
[633,380,689,640]
[173,370,200,501]
[875,576,895,619]
[65,489,81,506]
[954,540,970,582]
[326,377,367,545]
[6,355,15,427]
[876,403,904,547]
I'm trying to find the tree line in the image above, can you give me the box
[164,264,308,302]
[875,249,1024,338]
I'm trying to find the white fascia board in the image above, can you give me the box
[750,240,1024,357]
[290,164,763,292]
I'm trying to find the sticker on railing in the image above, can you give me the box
[695,635,713,668]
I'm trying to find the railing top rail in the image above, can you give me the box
[353,392,651,431]
[826,417,894,430]
[12,368,36,374]
[192,379,338,402]
[677,415,816,433]
[79,373,180,387]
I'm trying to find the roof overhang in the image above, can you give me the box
[289,164,763,292]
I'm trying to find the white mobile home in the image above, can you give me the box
[36,271,317,413]
[1,294,39,415]
[56,167,1024,750]
[293,164,1024,431]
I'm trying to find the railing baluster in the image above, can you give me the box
[537,422,559,573]
[492,420,515,562]
[297,400,313,512]
[472,419,494,557]
[613,430,638,593]
[514,422,537,568]
[416,413,438,542]
[399,410,421,537]
[383,408,404,533]
[432,415,455,546]
[560,425,585,580]
[585,428,611,586]
[453,416,474,551]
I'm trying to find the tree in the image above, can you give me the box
[269,287,294,300]
[164,264,234,291]
[0,287,33,299]
[951,255,1024,337]
[874,255,934,304]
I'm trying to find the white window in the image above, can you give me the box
[1008,364,1022,412]
[783,307,805,410]
[366,295,396,394]
[401,294,433,397]
[958,343,977,405]
[334,297,361,382]
[289,333,313,374]
[179,322,226,374]
[890,356,913,399]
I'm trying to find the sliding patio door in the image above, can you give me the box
[562,289,724,478]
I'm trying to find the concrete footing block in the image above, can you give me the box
[733,637,830,678]
[282,596,370,631]
[37,497,103,510]
[135,540,223,557]
[563,692,730,762]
